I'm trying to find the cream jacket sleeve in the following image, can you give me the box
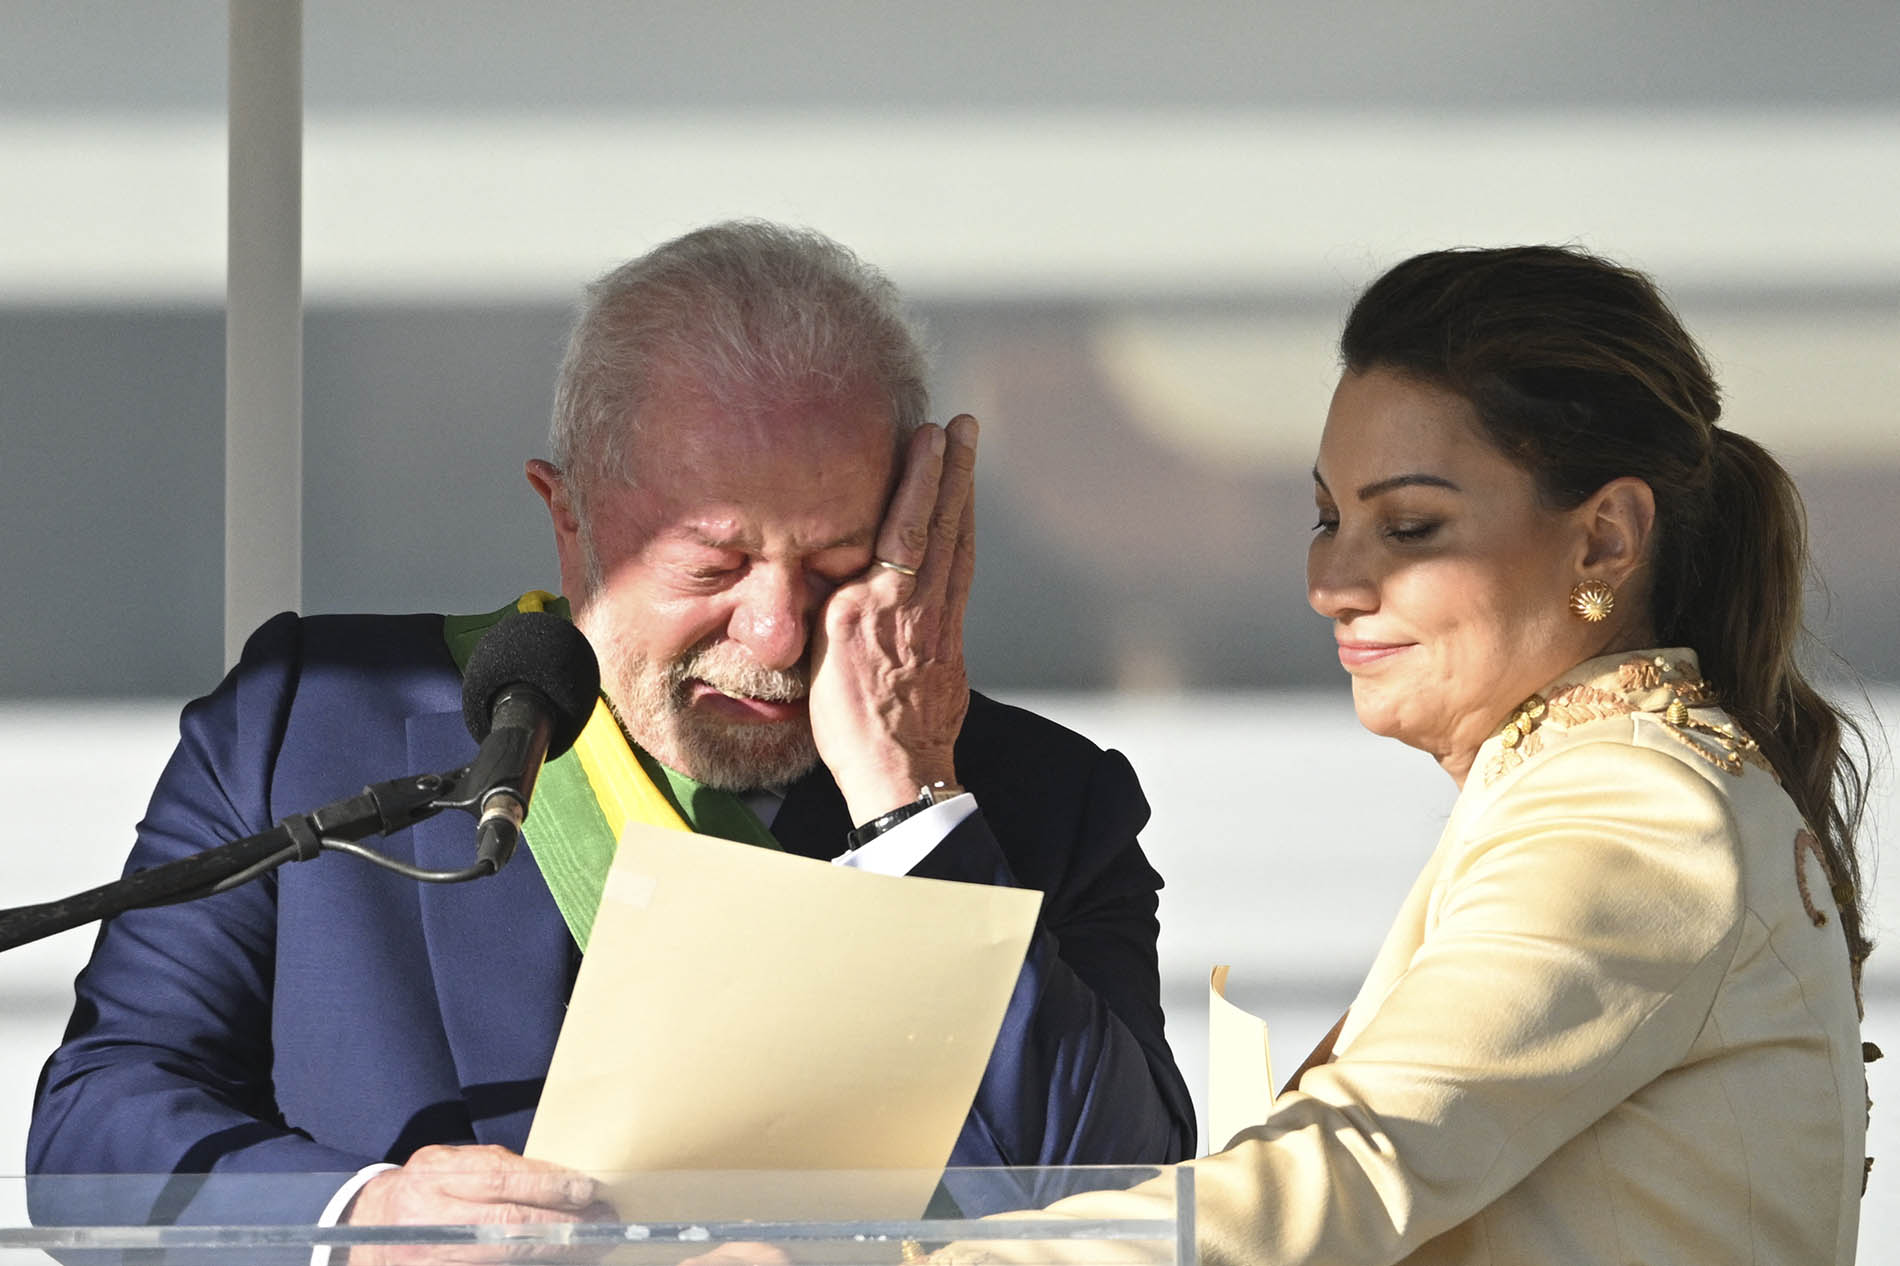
[1181,740,1745,1263]
[956,739,1750,1265]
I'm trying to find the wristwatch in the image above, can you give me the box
[844,780,964,851]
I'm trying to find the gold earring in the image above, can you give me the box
[1568,579,1616,623]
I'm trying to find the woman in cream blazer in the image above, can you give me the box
[914,246,1875,1265]
[1165,646,1867,1263]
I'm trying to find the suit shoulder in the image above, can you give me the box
[232,611,456,681]
[959,690,1146,797]
[955,692,1155,897]
[960,689,1113,762]
[267,610,453,660]
[217,611,463,739]
[957,690,1149,832]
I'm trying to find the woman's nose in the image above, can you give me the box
[1307,537,1379,622]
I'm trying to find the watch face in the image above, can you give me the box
[921,781,960,805]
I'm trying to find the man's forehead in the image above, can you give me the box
[646,361,892,422]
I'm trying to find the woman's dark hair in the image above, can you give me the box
[1340,244,1873,995]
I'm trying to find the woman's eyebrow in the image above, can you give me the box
[1309,469,1462,499]
[1354,473,1461,499]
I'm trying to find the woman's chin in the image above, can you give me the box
[1352,703,1398,745]
[1349,689,1429,752]
[1349,696,1402,742]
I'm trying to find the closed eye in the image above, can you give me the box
[1383,520,1440,543]
[678,560,744,587]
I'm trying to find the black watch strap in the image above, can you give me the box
[844,781,961,852]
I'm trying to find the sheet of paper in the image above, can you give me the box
[1206,964,1275,1152]
[525,821,1043,1222]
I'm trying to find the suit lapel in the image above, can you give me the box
[407,708,573,1149]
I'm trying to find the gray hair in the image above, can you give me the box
[549,220,930,514]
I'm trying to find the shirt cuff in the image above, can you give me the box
[312,1162,398,1266]
[832,793,977,875]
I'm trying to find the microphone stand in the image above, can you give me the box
[0,764,492,954]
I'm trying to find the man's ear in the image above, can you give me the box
[526,458,587,598]
[526,459,578,536]
[1576,475,1656,589]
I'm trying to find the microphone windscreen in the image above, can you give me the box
[460,611,601,757]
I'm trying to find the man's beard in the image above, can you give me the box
[588,620,821,793]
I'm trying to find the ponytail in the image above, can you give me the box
[1677,428,1874,999]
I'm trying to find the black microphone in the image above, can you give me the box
[458,612,600,872]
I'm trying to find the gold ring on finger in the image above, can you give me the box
[874,558,919,577]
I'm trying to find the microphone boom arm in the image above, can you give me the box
[2,610,599,955]
[0,764,493,954]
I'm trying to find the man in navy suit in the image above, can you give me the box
[29,221,1194,1234]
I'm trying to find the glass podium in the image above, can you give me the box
[0,1167,1195,1264]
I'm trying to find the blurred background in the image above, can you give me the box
[2,0,1896,1253]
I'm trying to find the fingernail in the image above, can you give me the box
[953,414,979,445]
[928,427,946,455]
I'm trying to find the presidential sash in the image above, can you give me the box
[445,591,779,950]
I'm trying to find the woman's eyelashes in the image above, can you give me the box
[1309,510,1442,544]
[1382,519,1442,544]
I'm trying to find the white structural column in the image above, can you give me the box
[224,0,303,666]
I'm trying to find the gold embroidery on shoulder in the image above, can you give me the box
[1483,727,1545,785]
[1652,674,1764,779]
[1481,676,1643,786]
[1499,697,1545,750]
[1672,668,1715,704]
[1484,695,1548,784]
[1649,665,1748,775]
[1794,829,1829,927]
[1490,658,1772,785]
[1544,683,1635,727]
[1657,717,1747,775]
[1618,657,1666,691]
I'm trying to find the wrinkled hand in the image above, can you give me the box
[809,414,978,826]
[342,1144,614,1266]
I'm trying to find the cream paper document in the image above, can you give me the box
[1206,964,1276,1150]
[525,821,1043,1220]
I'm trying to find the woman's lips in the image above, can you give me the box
[1336,640,1415,670]
[686,680,807,723]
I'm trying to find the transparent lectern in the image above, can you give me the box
[2,1166,1195,1264]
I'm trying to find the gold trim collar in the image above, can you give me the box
[1481,648,1772,786]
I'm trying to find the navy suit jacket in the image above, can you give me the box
[29,613,1194,1222]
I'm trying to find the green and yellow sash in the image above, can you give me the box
[444,591,781,951]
